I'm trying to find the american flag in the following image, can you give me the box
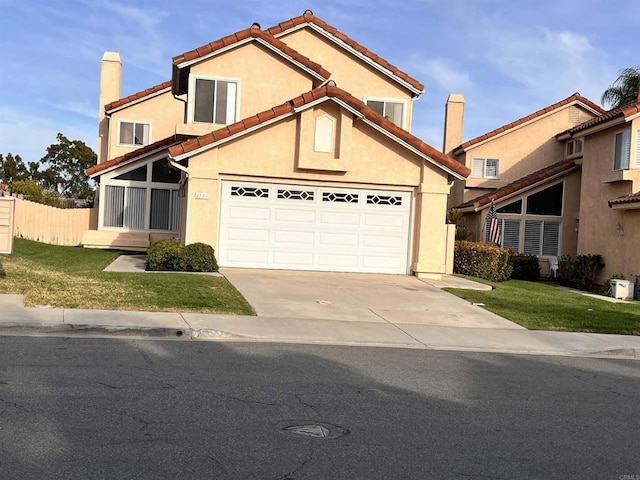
[488,202,502,246]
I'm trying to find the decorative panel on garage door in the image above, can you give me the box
[218,181,412,274]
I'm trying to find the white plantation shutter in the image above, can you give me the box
[104,186,124,227]
[472,158,484,178]
[125,187,147,230]
[502,219,521,251]
[614,130,631,170]
[635,129,640,168]
[485,159,499,178]
[524,220,542,255]
[541,222,560,256]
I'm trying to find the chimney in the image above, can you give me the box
[97,52,122,164]
[442,93,465,156]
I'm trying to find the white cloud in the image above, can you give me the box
[39,99,97,119]
[408,56,473,93]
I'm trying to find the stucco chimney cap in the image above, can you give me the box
[102,52,121,63]
[446,93,465,103]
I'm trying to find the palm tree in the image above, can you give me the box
[601,66,640,108]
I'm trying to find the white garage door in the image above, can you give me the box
[218,181,412,274]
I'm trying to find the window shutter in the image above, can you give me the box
[124,187,147,230]
[104,186,125,228]
[524,220,542,255]
[623,130,631,169]
[471,158,484,178]
[541,222,560,256]
[635,129,640,168]
[502,219,521,251]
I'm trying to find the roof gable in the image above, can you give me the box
[454,93,604,154]
[168,85,469,179]
[86,134,191,178]
[105,80,172,113]
[457,158,579,211]
[565,99,640,136]
[171,24,330,95]
[266,10,424,95]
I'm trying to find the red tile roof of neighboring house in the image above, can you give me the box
[608,191,640,208]
[168,85,470,178]
[266,10,424,93]
[457,158,579,211]
[565,99,640,135]
[86,134,191,177]
[454,93,605,154]
[104,80,172,112]
[171,24,330,80]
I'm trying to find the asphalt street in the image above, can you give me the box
[0,336,638,479]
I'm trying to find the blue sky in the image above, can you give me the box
[0,0,638,163]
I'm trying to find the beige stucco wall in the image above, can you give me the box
[182,101,451,277]
[454,105,598,206]
[189,42,317,124]
[279,28,415,130]
[577,120,640,284]
[107,91,184,160]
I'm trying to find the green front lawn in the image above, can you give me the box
[447,279,640,335]
[0,238,254,315]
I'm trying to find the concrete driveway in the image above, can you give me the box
[220,268,524,329]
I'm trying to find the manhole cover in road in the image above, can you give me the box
[278,421,348,439]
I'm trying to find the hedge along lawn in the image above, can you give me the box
[0,238,255,315]
[446,279,640,335]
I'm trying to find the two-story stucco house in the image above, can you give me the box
[83,10,470,278]
[446,90,640,283]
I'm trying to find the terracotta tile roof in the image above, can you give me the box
[566,99,640,135]
[457,158,579,210]
[608,191,640,207]
[172,24,330,80]
[454,93,605,153]
[86,134,191,177]
[266,10,424,93]
[168,85,469,178]
[104,80,172,112]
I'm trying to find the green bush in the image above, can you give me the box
[510,253,540,281]
[145,240,218,272]
[557,254,604,291]
[182,243,218,272]
[454,241,513,282]
[145,239,184,271]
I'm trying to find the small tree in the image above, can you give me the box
[0,153,28,186]
[39,133,97,204]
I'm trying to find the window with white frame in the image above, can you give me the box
[191,77,238,124]
[565,139,583,158]
[523,220,560,257]
[471,158,499,179]
[102,158,181,232]
[119,121,150,146]
[365,99,404,127]
[613,129,631,170]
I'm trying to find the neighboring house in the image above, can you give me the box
[83,10,470,278]
[447,90,640,283]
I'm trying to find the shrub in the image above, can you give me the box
[557,254,604,291]
[510,253,540,281]
[182,243,218,272]
[145,239,184,271]
[454,241,513,282]
[145,240,219,272]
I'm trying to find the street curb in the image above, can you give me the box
[0,323,191,339]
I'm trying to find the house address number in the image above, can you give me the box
[195,192,209,200]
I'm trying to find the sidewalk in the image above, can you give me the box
[1,293,639,359]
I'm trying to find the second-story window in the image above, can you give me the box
[565,139,583,158]
[471,157,499,179]
[613,129,631,170]
[365,99,404,127]
[192,77,238,125]
[119,121,150,146]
